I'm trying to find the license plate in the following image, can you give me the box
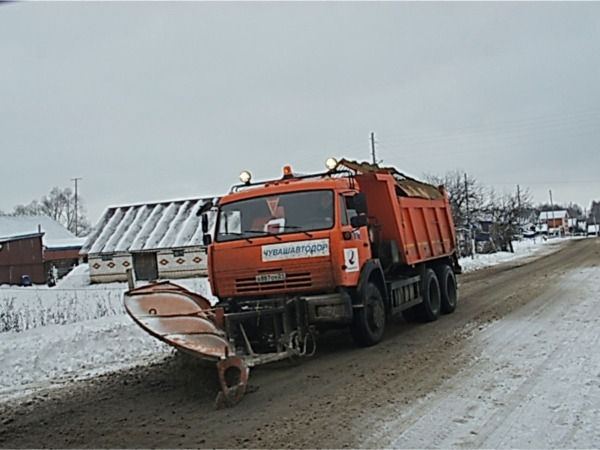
[255,272,286,283]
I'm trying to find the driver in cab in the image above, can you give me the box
[305,191,333,227]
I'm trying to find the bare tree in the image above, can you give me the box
[423,169,486,226]
[424,170,536,254]
[12,186,91,236]
[566,202,583,219]
[422,169,487,257]
[589,200,600,222]
[485,187,533,253]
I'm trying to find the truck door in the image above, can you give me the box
[338,194,370,285]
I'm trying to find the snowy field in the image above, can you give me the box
[0,237,568,401]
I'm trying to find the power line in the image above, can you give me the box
[379,117,600,150]
[488,180,600,186]
[378,106,600,141]
[376,127,600,161]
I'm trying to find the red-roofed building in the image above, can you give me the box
[538,210,569,236]
[0,216,85,285]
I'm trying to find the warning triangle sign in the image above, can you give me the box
[267,197,279,215]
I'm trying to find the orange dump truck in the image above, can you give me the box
[124,158,460,408]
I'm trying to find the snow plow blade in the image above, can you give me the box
[123,281,249,409]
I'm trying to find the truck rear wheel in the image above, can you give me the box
[351,282,385,347]
[436,265,457,314]
[416,268,441,322]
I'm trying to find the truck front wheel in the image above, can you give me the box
[351,282,386,347]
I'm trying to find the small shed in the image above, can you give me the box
[0,216,84,285]
[81,198,218,284]
[0,233,44,285]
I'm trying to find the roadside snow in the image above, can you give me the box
[0,236,571,402]
[459,236,565,273]
[0,315,171,400]
[0,263,216,333]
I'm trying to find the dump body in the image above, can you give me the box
[354,171,457,266]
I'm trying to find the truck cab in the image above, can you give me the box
[209,177,372,299]
[207,172,384,351]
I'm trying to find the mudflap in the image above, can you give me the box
[214,355,250,410]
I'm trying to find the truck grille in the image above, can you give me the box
[235,271,312,293]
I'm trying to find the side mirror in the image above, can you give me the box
[354,193,368,215]
[201,213,212,245]
[196,200,214,217]
[201,213,209,233]
[350,215,368,228]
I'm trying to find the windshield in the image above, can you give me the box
[216,190,334,242]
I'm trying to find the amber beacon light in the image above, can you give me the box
[282,165,293,178]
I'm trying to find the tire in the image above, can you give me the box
[436,265,457,314]
[351,282,386,347]
[415,268,441,322]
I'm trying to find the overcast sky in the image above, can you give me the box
[1,2,599,224]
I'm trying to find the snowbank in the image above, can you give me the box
[0,315,171,399]
[0,263,216,333]
[0,265,125,334]
[459,236,565,273]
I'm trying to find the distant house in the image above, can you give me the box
[0,216,85,285]
[81,198,217,284]
[568,218,586,235]
[517,209,539,234]
[538,210,569,236]
[474,219,493,242]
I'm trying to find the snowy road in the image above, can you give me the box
[0,237,599,448]
[377,265,600,448]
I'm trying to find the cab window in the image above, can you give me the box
[339,194,349,226]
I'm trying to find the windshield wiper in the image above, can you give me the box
[221,232,253,243]
[278,225,313,238]
[243,230,282,241]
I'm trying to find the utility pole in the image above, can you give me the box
[549,189,555,237]
[72,177,82,237]
[464,173,473,257]
[464,173,469,223]
[370,132,377,165]
[517,185,521,210]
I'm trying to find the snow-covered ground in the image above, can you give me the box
[0,237,568,402]
[459,236,566,272]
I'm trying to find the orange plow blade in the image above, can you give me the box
[123,281,249,408]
